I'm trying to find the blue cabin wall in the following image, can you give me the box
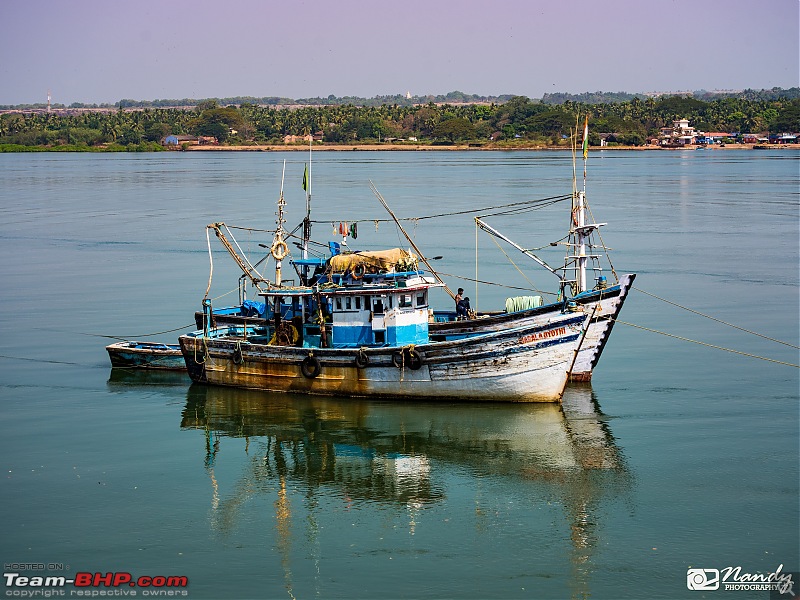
[330,289,431,348]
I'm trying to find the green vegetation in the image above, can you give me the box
[1,89,797,151]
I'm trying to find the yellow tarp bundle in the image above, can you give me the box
[328,248,417,274]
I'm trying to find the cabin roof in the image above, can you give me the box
[258,275,441,299]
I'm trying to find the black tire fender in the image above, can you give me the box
[407,348,423,370]
[301,355,321,378]
[391,351,404,369]
[355,349,369,369]
[232,345,244,365]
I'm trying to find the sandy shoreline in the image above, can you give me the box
[186,143,800,152]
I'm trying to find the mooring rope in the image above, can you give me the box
[77,324,196,341]
[614,319,800,368]
[633,287,800,349]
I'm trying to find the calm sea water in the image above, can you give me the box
[1,150,797,599]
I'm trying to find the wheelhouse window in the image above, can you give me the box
[399,294,413,308]
[416,291,427,307]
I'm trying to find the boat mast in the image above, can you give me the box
[273,160,288,287]
[576,116,589,294]
[304,135,312,262]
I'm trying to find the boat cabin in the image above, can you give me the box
[327,276,435,347]
[257,275,438,350]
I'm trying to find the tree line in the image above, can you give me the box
[1,91,798,151]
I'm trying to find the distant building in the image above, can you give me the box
[164,134,198,146]
[163,134,217,146]
[283,133,323,144]
[659,118,703,146]
[769,133,798,144]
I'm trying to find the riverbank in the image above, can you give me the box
[186,143,800,152]
[1,142,798,153]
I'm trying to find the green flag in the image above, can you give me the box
[302,164,308,191]
[582,116,589,160]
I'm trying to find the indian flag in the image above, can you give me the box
[582,116,589,160]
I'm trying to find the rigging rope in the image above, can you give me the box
[613,319,799,368]
[434,270,558,295]
[633,287,800,350]
[584,201,619,282]
[485,231,547,296]
[308,194,572,224]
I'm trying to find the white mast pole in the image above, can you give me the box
[275,160,287,287]
[304,134,311,261]
[577,116,589,293]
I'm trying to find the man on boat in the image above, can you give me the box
[456,296,471,319]
[455,288,464,310]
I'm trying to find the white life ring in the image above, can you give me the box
[271,240,288,261]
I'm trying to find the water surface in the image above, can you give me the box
[1,150,797,599]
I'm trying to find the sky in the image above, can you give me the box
[1,0,798,106]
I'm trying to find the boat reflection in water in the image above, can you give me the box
[180,384,631,597]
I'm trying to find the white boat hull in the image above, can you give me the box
[430,274,636,381]
[180,313,588,402]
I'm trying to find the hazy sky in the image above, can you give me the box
[2,0,798,105]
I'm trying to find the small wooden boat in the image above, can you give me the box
[106,341,186,370]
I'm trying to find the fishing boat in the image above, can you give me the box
[179,265,589,402]
[179,165,591,402]
[106,340,186,370]
[191,123,634,382]
[414,160,635,381]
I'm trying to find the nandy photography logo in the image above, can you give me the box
[687,564,796,595]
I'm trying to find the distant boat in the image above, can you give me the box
[106,341,185,370]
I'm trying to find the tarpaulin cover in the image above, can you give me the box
[328,248,417,274]
[240,300,267,317]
